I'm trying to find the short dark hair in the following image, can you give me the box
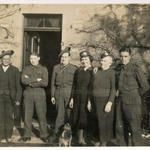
[30,52,40,57]
[119,46,131,55]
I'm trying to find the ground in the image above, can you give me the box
[0,120,150,147]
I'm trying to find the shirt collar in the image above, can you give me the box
[84,65,92,71]
[80,66,92,71]
[60,63,70,69]
[31,64,41,68]
[122,61,132,70]
[2,65,10,72]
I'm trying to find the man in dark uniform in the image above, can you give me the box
[0,50,22,143]
[51,47,77,135]
[117,47,149,146]
[20,52,49,142]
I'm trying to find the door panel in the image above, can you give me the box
[23,32,31,67]
[23,32,40,67]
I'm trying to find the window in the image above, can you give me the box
[24,14,62,31]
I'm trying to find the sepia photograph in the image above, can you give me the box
[0,0,150,147]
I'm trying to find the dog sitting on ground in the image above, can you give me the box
[59,123,72,146]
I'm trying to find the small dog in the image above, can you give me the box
[59,123,72,146]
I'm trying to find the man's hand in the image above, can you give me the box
[93,67,98,74]
[29,83,34,87]
[15,101,20,106]
[69,98,74,109]
[24,75,29,78]
[87,100,92,112]
[116,90,119,97]
[51,97,56,105]
[105,101,112,113]
[37,78,42,82]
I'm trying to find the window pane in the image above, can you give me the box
[24,16,43,27]
[24,15,62,28]
[45,18,60,27]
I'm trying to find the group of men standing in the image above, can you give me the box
[0,50,49,143]
[0,46,149,146]
[0,48,77,144]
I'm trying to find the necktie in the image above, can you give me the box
[118,65,125,91]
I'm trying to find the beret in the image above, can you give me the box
[0,50,14,58]
[59,47,71,57]
[80,51,91,58]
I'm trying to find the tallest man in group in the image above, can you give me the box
[117,47,149,146]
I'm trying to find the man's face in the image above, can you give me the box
[2,55,11,66]
[30,55,40,66]
[60,53,70,66]
[120,51,131,65]
[81,57,91,67]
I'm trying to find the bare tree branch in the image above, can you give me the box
[0,8,21,20]
[0,26,14,39]
[74,26,103,33]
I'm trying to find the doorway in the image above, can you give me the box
[23,14,62,123]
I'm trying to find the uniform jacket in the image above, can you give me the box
[51,63,77,99]
[21,64,48,88]
[118,62,149,94]
[0,65,22,103]
[118,62,149,104]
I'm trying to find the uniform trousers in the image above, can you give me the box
[0,94,13,140]
[55,88,71,133]
[118,91,143,146]
[23,88,48,138]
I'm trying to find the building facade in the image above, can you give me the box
[0,4,149,75]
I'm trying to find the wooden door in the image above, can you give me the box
[23,32,40,67]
